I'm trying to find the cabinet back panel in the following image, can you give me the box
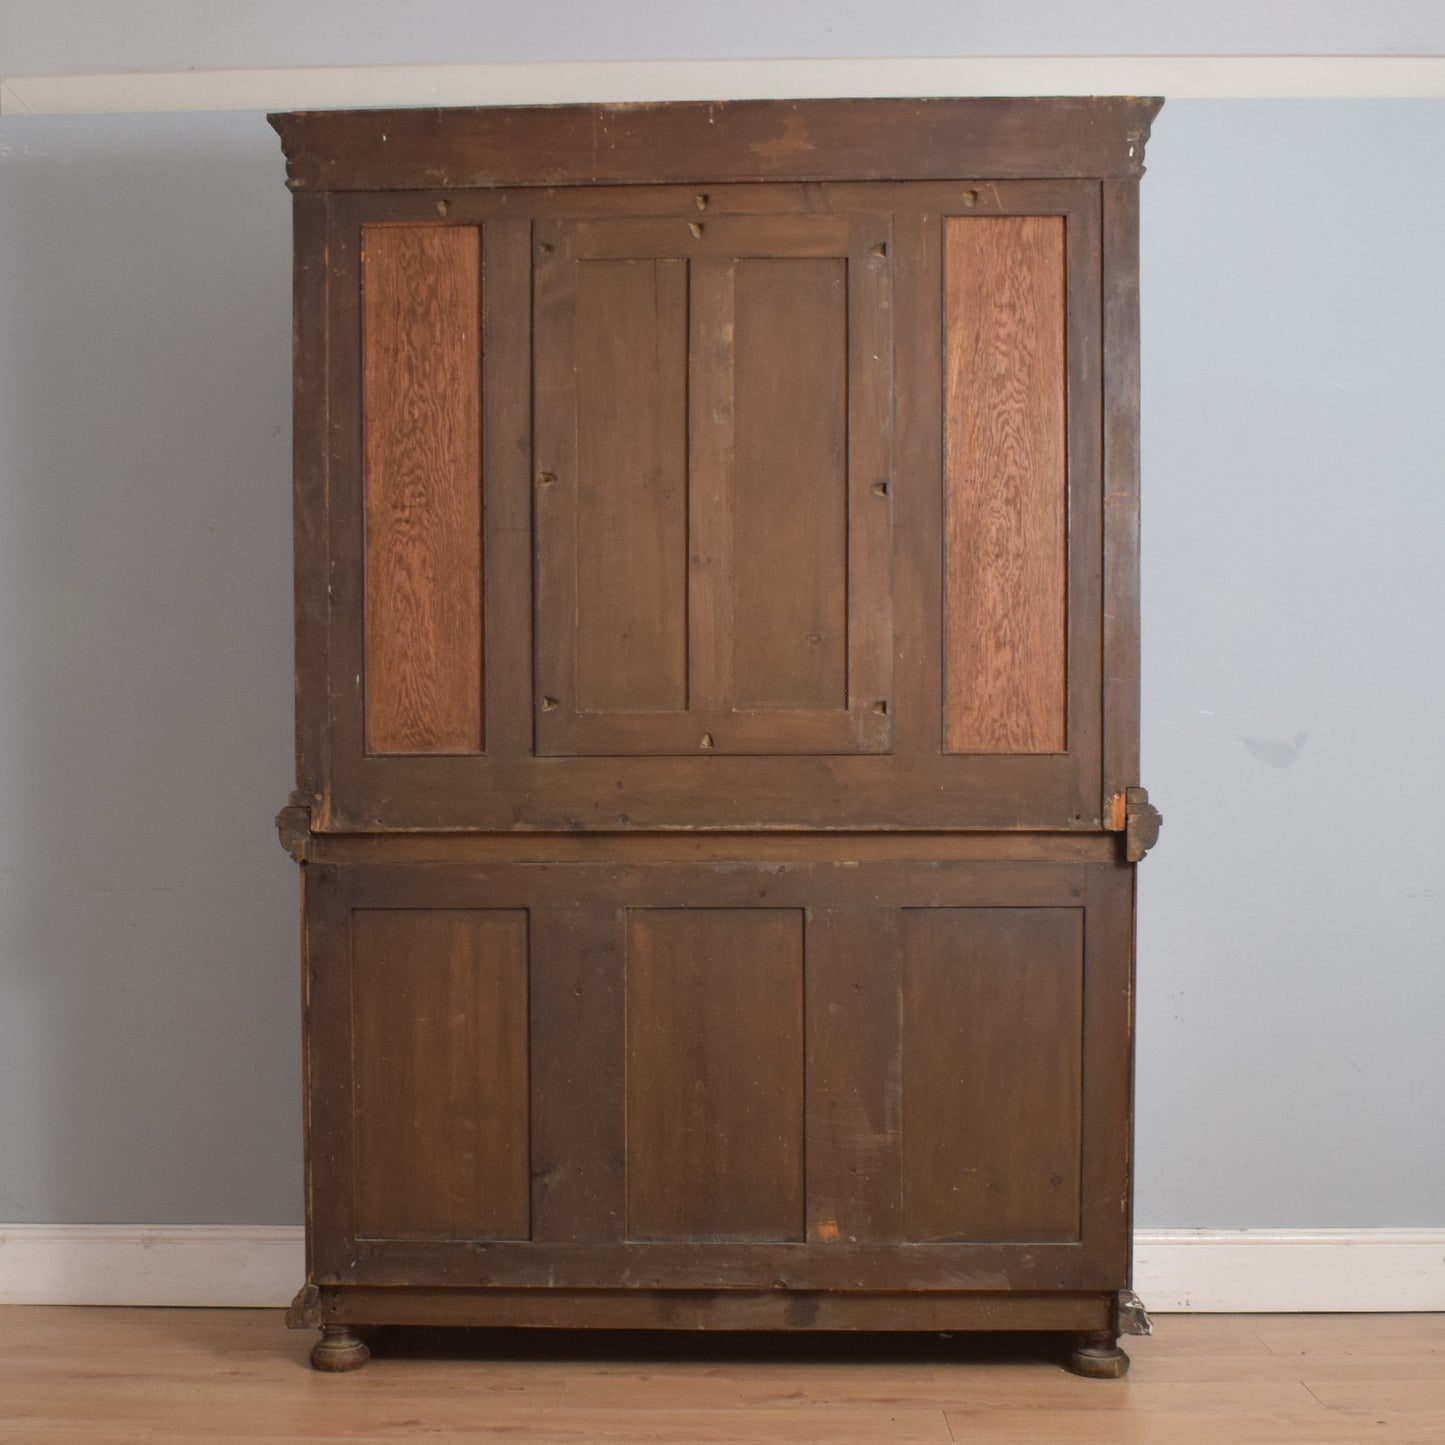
[362,225,484,755]
[351,908,530,1240]
[901,906,1084,1242]
[323,181,1104,827]
[624,908,806,1242]
[304,856,1131,1289]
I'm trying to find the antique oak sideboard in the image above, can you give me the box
[269,97,1164,1377]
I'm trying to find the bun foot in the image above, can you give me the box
[1067,1331,1130,1379]
[310,1325,370,1372]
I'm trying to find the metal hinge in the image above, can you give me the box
[1110,786,1163,862]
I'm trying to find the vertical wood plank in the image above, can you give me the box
[322,216,364,817]
[901,906,1084,1242]
[625,909,805,1241]
[731,258,849,711]
[351,909,530,1240]
[528,907,626,1243]
[1082,862,1137,1280]
[687,258,736,717]
[302,865,354,1281]
[531,221,582,753]
[574,258,690,713]
[363,224,483,754]
[805,908,903,1244]
[1063,188,1106,824]
[480,219,536,759]
[845,216,896,750]
[891,207,943,762]
[943,215,1067,754]
[291,192,331,803]
[1102,179,1144,814]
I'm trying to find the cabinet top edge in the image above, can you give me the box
[268,96,1164,191]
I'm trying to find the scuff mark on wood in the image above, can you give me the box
[750,113,817,165]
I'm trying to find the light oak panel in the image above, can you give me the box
[944,214,1067,754]
[362,224,483,754]
[351,908,530,1240]
[625,908,805,1242]
[901,906,1084,1242]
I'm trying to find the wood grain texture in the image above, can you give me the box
[280,103,1155,1354]
[1102,178,1144,813]
[351,908,530,1240]
[625,908,805,1242]
[270,97,1163,191]
[534,213,892,759]
[901,907,1084,1243]
[731,257,849,711]
[944,214,1067,754]
[317,1288,1110,1332]
[363,224,483,754]
[325,181,1104,825]
[574,257,690,713]
[478,219,536,761]
[308,830,1120,867]
[290,191,331,803]
[805,909,903,1245]
[13,1308,1445,1443]
[527,907,626,1244]
[686,254,736,718]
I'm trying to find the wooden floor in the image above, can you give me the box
[1,1308,1443,1443]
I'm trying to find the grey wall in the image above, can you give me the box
[2,1,1442,73]
[1137,101,1445,1225]
[0,113,301,1223]
[0,95,1442,1223]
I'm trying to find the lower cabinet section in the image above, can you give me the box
[300,855,1133,1313]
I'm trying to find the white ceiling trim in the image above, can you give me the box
[2,56,1445,115]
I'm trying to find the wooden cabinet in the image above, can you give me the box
[270,97,1163,1377]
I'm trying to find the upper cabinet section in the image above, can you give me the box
[272,99,1160,833]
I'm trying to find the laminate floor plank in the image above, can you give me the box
[1,1308,1442,1445]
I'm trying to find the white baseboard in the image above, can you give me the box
[2,1225,1441,1312]
[1133,1228,1445,1313]
[3,56,1445,116]
[0,1225,306,1308]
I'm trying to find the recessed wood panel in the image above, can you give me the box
[575,258,690,713]
[351,908,529,1240]
[625,909,804,1241]
[901,907,1083,1242]
[532,213,892,761]
[363,225,483,754]
[943,215,1067,754]
[731,258,849,711]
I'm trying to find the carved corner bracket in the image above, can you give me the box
[286,1282,322,1330]
[275,792,314,864]
[1110,786,1162,862]
[1124,787,1162,862]
[1117,1289,1153,1336]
